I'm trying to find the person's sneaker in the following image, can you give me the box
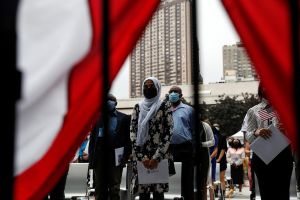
[297,191,300,199]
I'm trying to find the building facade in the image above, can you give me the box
[223,42,258,82]
[130,0,192,98]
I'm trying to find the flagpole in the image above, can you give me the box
[101,0,110,199]
[290,0,299,161]
[190,0,203,199]
[0,0,21,199]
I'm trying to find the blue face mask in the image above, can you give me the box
[169,92,180,103]
[107,100,116,112]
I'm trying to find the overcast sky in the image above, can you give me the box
[111,0,240,99]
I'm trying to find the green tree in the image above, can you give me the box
[200,93,259,136]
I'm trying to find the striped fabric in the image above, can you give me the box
[13,1,160,199]
[258,107,276,121]
[244,99,279,143]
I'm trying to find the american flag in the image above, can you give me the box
[258,107,276,121]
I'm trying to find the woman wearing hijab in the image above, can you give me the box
[130,77,173,200]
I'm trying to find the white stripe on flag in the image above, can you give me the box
[258,109,276,121]
[16,0,92,175]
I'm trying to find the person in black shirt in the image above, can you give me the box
[214,123,227,200]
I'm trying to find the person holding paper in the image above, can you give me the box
[130,77,173,200]
[244,83,293,200]
[89,94,131,200]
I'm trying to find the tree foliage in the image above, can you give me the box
[200,93,259,136]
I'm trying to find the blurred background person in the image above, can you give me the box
[77,132,90,163]
[226,138,245,193]
[214,123,227,200]
[89,94,131,200]
[198,119,215,200]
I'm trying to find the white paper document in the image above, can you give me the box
[250,124,290,165]
[137,159,169,184]
[115,147,124,166]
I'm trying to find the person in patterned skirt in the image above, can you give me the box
[130,77,173,200]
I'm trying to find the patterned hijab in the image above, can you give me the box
[136,77,162,146]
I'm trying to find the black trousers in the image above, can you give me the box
[94,151,123,200]
[196,147,210,200]
[139,192,164,200]
[252,146,293,200]
[250,157,256,198]
[170,141,194,200]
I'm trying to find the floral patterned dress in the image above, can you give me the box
[130,101,173,194]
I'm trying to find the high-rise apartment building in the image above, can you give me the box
[223,42,257,82]
[130,0,192,98]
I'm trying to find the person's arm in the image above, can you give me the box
[210,147,218,159]
[123,114,132,162]
[88,122,98,168]
[216,149,225,162]
[235,149,245,166]
[201,122,215,147]
[244,141,251,157]
[130,104,144,162]
[226,148,232,164]
[152,103,173,162]
[245,108,258,143]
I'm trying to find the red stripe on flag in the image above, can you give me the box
[258,110,276,121]
[221,0,297,148]
[14,0,160,199]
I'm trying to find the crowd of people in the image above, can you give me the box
[46,78,299,200]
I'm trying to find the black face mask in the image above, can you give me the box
[144,87,157,99]
[232,142,239,148]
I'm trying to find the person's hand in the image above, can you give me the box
[128,154,133,161]
[277,122,286,134]
[216,158,220,163]
[255,128,271,139]
[83,152,89,160]
[142,156,150,169]
[149,159,158,170]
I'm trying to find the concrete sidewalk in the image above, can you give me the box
[217,185,298,200]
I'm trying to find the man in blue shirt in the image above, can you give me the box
[168,86,195,200]
[89,94,131,200]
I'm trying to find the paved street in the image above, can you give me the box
[65,163,299,199]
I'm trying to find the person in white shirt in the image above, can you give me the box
[244,83,293,200]
[226,138,245,192]
[197,120,215,200]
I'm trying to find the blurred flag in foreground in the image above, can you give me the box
[14,0,159,199]
[222,0,299,148]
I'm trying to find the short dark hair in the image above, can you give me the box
[258,83,265,100]
[108,94,117,102]
[169,86,182,94]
